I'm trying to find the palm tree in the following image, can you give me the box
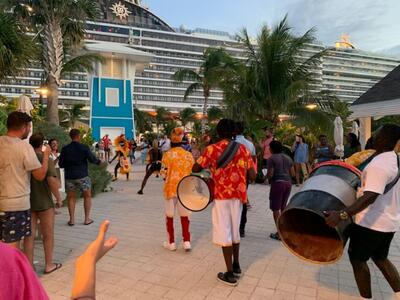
[179,107,196,130]
[0,12,36,82]
[154,107,170,136]
[134,108,152,134]
[60,103,85,129]
[173,48,234,132]
[237,16,326,125]
[207,106,224,123]
[10,0,100,125]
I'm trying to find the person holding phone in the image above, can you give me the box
[24,133,63,274]
[0,112,51,249]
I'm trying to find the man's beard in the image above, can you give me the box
[21,129,30,140]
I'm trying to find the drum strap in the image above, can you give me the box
[217,141,240,169]
[384,154,400,194]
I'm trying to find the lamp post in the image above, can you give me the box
[35,85,48,117]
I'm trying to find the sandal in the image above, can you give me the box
[84,220,94,225]
[67,221,74,226]
[44,263,62,275]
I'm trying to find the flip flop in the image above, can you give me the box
[44,263,62,275]
[67,221,74,226]
[84,220,94,225]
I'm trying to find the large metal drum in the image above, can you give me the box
[277,161,362,264]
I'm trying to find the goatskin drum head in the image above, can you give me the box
[177,176,211,212]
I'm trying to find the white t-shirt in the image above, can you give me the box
[0,136,41,211]
[355,151,400,232]
[160,138,171,152]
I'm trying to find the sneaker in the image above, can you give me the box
[163,241,176,251]
[217,271,238,286]
[233,263,242,277]
[270,232,281,241]
[182,241,191,251]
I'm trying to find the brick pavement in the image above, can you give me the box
[37,163,400,299]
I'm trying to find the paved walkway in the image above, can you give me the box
[37,163,400,299]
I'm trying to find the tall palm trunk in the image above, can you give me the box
[201,88,210,134]
[46,77,60,124]
[42,20,64,125]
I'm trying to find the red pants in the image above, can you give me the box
[166,216,190,243]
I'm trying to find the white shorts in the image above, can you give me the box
[165,198,191,218]
[212,199,243,247]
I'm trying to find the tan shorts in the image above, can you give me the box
[165,198,191,218]
[212,199,242,247]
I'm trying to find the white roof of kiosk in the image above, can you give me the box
[85,41,154,63]
[351,64,400,119]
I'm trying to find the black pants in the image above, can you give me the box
[115,162,129,179]
[240,182,250,233]
[239,203,247,233]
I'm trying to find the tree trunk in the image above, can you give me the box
[46,77,60,125]
[201,95,209,134]
[42,20,64,125]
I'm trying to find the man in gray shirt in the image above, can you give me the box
[235,122,257,238]
[0,112,51,248]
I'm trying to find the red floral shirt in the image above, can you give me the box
[197,140,254,202]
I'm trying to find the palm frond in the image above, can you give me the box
[0,12,37,82]
[183,82,203,100]
[61,52,103,75]
[173,68,201,82]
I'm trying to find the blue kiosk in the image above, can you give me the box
[86,41,153,141]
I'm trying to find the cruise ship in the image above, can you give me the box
[0,0,399,113]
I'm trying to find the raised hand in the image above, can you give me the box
[80,220,118,263]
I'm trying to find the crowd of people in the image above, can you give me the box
[0,110,400,299]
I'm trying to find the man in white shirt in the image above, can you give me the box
[0,112,51,248]
[235,122,257,238]
[325,124,400,299]
[160,135,171,154]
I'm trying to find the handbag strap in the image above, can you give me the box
[384,154,400,194]
[217,141,240,169]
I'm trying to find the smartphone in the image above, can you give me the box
[42,140,48,152]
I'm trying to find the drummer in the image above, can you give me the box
[193,119,256,286]
[161,127,194,251]
[325,124,400,299]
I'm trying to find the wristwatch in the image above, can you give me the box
[339,210,349,220]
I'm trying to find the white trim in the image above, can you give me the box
[351,98,400,118]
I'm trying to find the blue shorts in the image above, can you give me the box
[0,210,32,243]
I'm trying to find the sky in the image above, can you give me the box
[144,0,400,55]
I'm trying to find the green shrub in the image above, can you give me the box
[89,162,112,196]
[33,121,70,148]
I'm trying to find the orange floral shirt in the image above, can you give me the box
[161,147,195,200]
[197,140,254,202]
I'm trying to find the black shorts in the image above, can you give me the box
[0,210,32,243]
[347,223,395,262]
